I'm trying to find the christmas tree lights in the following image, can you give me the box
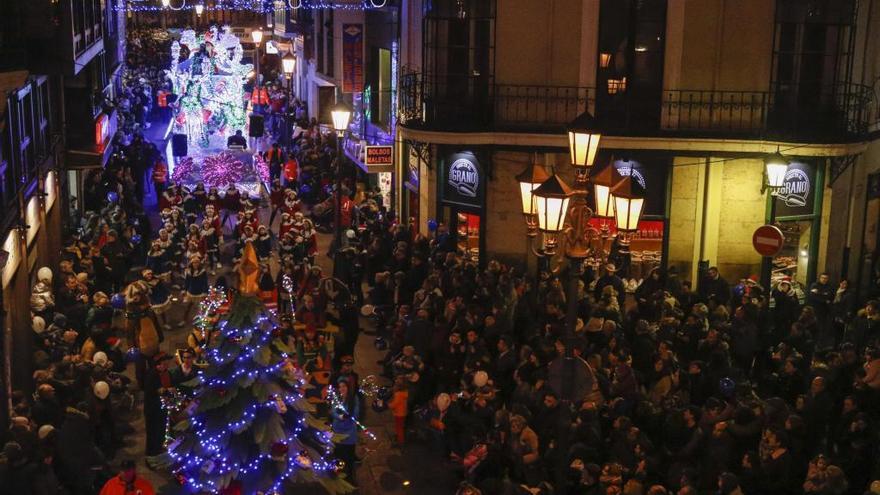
[164,249,355,494]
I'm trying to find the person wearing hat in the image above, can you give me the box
[99,459,156,495]
[594,263,625,304]
[181,254,209,326]
[142,268,172,331]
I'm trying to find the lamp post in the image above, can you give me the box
[760,150,790,289]
[515,160,551,285]
[281,52,296,148]
[331,102,352,260]
[251,29,263,108]
[522,111,645,403]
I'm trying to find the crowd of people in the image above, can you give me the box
[0,46,377,491]
[341,223,880,495]
[7,22,880,495]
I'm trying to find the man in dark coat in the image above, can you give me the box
[56,402,104,495]
[594,263,625,302]
[494,335,518,401]
[405,308,433,359]
[32,384,63,428]
[700,266,730,306]
[143,353,173,464]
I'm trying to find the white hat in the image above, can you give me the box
[93,381,110,400]
[92,352,108,366]
[32,316,46,334]
[473,371,489,388]
[436,393,451,412]
[37,424,55,440]
[37,267,53,284]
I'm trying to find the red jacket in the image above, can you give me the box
[99,475,155,495]
[283,158,299,182]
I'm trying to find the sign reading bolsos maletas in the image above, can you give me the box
[442,151,484,209]
[752,224,785,257]
[364,145,393,167]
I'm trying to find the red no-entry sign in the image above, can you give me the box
[752,225,785,257]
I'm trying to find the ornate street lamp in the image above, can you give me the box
[566,111,601,185]
[610,175,646,245]
[331,102,352,133]
[515,161,551,237]
[250,29,263,44]
[331,102,353,261]
[532,174,575,256]
[591,161,622,219]
[764,150,789,190]
[281,52,297,148]
[282,52,297,77]
[760,149,789,289]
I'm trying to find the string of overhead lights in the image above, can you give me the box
[120,0,386,12]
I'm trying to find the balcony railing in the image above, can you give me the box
[495,85,595,129]
[399,72,875,142]
[661,84,874,140]
[399,73,594,132]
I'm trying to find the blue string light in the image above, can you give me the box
[162,296,350,494]
[119,0,385,12]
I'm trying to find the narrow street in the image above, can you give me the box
[115,221,457,494]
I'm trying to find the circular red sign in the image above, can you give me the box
[752,225,785,257]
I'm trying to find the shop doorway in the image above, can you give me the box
[455,211,481,263]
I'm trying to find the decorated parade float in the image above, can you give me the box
[165,26,268,196]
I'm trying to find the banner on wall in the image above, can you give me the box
[342,24,364,93]
[442,151,484,209]
[405,146,420,192]
[775,160,816,217]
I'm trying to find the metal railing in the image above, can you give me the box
[495,85,594,129]
[399,73,593,132]
[399,71,875,142]
[660,84,874,140]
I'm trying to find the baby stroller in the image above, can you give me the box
[311,195,336,233]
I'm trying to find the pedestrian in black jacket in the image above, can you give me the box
[700,266,730,306]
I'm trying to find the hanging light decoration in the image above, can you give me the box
[331,102,352,133]
[515,161,552,237]
[566,111,602,185]
[532,174,575,255]
[610,175,646,245]
[764,149,789,190]
[591,160,622,219]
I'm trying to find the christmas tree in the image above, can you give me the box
[166,243,355,494]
